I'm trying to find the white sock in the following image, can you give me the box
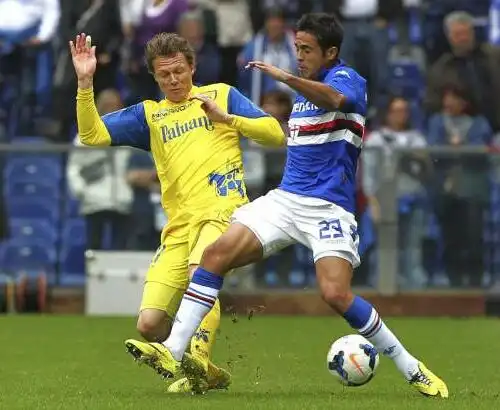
[359,309,419,380]
[164,282,219,361]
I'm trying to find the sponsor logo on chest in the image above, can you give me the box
[160,116,214,143]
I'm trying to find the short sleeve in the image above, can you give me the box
[227,87,269,118]
[325,69,359,107]
[102,102,151,151]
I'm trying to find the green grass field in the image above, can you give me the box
[0,315,498,410]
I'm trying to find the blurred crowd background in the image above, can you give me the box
[1,0,500,292]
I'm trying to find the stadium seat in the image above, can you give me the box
[65,197,81,218]
[388,61,424,100]
[62,219,86,245]
[0,241,56,274]
[5,180,60,200]
[9,136,48,144]
[409,100,425,131]
[4,156,63,182]
[6,198,59,222]
[9,219,58,244]
[408,8,423,44]
[59,245,86,286]
[387,9,422,46]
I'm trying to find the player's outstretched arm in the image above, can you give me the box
[70,33,151,151]
[246,61,346,111]
[70,33,112,146]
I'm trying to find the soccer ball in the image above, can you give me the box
[327,334,379,386]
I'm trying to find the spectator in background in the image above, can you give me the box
[178,10,221,85]
[0,0,60,54]
[67,90,132,250]
[190,0,253,86]
[205,0,253,86]
[0,0,60,126]
[126,151,160,251]
[260,89,292,135]
[53,0,122,141]
[424,0,491,64]
[334,0,404,107]
[362,96,429,289]
[427,85,492,287]
[238,7,296,104]
[425,11,500,132]
[119,0,189,102]
[248,0,315,33]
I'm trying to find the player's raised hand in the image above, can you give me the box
[69,33,97,89]
[190,94,232,125]
[246,61,292,83]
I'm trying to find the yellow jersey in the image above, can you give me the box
[76,83,285,241]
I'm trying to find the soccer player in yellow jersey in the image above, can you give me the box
[70,32,285,393]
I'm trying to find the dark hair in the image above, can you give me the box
[145,32,195,73]
[296,13,344,53]
[261,90,293,111]
[382,95,411,130]
[442,83,476,114]
[265,6,285,20]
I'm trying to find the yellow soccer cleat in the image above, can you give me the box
[167,378,197,393]
[207,363,232,390]
[124,339,181,379]
[409,362,449,398]
[167,362,231,394]
[181,352,211,394]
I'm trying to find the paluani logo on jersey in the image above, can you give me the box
[161,115,214,142]
[209,168,244,197]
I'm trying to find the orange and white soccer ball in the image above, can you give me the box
[327,334,380,386]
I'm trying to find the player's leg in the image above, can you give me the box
[309,206,448,398]
[179,218,255,392]
[136,286,176,342]
[167,265,230,393]
[164,222,262,387]
[125,241,188,378]
[167,263,227,393]
[160,193,295,383]
[124,237,228,392]
[186,222,228,371]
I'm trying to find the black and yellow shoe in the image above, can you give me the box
[409,362,449,398]
[167,362,231,393]
[124,339,181,379]
[179,352,212,394]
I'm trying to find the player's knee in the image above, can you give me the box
[137,311,171,342]
[202,240,233,273]
[320,281,353,313]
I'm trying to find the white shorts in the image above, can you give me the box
[232,189,361,267]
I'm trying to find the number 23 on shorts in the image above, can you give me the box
[318,219,357,241]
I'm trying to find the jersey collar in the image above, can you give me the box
[317,59,345,81]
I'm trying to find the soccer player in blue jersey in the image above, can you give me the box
[137,13,449,397]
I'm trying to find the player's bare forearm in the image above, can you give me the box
[76,87,111,146]
[230,115,285,147]
[283,75,345,111]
